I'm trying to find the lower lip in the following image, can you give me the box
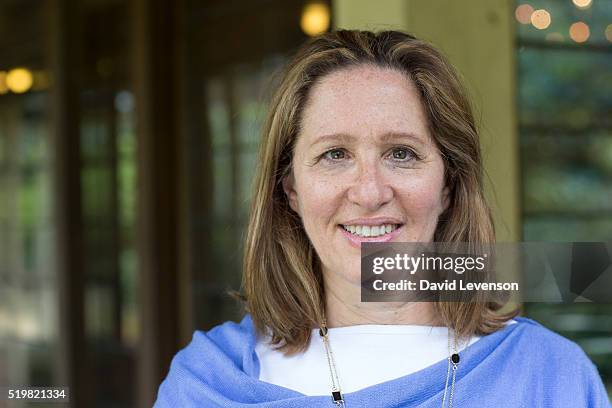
[338,225,404,249]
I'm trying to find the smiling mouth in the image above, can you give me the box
[339,223,403,238]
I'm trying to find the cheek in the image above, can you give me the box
[298,177,342,229]
[397,174,446,216]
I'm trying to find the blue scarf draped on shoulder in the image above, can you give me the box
[154,314,611,407]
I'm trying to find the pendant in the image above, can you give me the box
[331,390,344,406]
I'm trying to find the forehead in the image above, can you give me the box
[299,64,430,144]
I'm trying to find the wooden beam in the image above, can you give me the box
[132,0,184,405]
[49,0,88,406]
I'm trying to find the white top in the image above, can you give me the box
[255,320,517,396]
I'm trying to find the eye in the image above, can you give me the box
[388,146,417,162]
[322,148,347,161]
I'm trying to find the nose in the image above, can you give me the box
[346,161,394,211]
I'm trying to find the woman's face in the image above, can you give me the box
[282,64,449,285]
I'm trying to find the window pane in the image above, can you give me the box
[516,0,612,395]
[0,2,58,396]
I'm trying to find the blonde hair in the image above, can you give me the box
[237,29,519,355]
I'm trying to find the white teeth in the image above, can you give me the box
[341,223,400,238]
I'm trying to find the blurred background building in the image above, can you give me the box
[0,0,610,406]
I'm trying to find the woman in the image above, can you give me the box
[154,30,610,407]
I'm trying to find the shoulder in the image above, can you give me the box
[509,316,609,405]
[180,314,256,370]
[205,314,257,356]
[153,314,258,407]
[511,316,588,356]
[510,316,593,364]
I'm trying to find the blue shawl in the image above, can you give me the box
[154,314,610,407]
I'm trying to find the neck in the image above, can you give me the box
[322,272,443,328]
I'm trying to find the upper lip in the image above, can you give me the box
[339,217,404,226]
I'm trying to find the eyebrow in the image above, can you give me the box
[309,132,426,148]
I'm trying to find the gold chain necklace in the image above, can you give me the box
[318,319,461,407]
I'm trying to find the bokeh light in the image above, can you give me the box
[6,68,33,94]
[515,4,534,25]
[300,1,330,37]
[114,90,135,113]
[531,9,551,30]
[572,0,592,9]
[569,22,590,43]
[605,24,612,42]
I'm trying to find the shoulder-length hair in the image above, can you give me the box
[237,29,519,355]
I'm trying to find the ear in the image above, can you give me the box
[282,171,300,215]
